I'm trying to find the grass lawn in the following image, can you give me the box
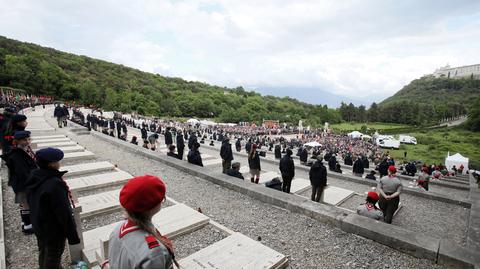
[383,126,480,169]
[330,122,410,132]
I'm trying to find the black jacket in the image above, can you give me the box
[54,106,64,118]
[165,131,173,145]
[328,155,337,171]
[141,128,148,140]
[226,169,244,180]
[167,152,179,159]
[379,161,389,176]
[2,147,37,193]
[279,155,295,178]
[188,134,197,149]
[309,161,327,186]
[353,159,365,174]
[25,168,80,244]
[248,152,261,170]
[299,148,308,162]
[274,145,282,159]
[176,134,185,149]
[220,141,233,161]
[187,149,203,167]
[235,139,241,152]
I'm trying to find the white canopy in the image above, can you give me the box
[445,153,469,174]
[200,120,216,126]
[304,141,321,147]
[187,118,199,125]
[348,131,363,139]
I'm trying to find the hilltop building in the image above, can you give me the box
[433,64,480,79]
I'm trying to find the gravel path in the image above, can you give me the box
[62,131,445,268]
[198,144,469,246]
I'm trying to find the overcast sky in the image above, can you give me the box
[1,0,479,105]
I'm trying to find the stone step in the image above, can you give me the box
[82,203,210,266]
[77,189,120,218]
[322,186,355,205]
[63,162,116,178]
[32,138,71,144]
[35,141,77,148]
[179,232,287,269]
[68,170,133,193]
[202,158,223,166]
[63,151,95,161]
[32,135,66,140]
[55,145,85,153]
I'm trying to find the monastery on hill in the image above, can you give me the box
[433,64,480,79]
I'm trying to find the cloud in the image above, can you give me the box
[1,0,479,103]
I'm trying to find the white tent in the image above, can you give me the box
[348,131,363,139]
[304,141,321,147]
[199,120,216,126]
[445,153,469,174]
[187,118,199,125]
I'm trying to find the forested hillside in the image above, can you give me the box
[0,36,340,126]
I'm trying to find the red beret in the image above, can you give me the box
[120,175,166,213]
[422,167,429,173]
[388,165,397,173]
[367,191,379,201]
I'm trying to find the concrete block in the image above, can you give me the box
[63,151,95,161]
[63,162,116,178]
[340,214,440,261]
[67,170,133,192]
[437,239,480,269]
[179,232,287,269]
[322,186,355,205]
[35,141,77,148]
[77,189,120,218]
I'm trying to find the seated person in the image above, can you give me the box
[265,177,282,191]
[167,145,179,158]
[365,170,377,181]
[333,163,343,173]
[432,168,442,180]
[356,192,383,221]
[130,136,138,145]
[209,140,214,146]
[226,162,244,180]
[417,180,428,191]
[417,167,430,191]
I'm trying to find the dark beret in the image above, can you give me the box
[11,114,27,123]
[13,130,31,140]
[36,147,64,162]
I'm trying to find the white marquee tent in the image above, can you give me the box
[445,153,469,174]
[347,131,363,139]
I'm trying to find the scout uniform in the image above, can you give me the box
[377,166,402,224]
[107,175,175,269]
[356,192,384,221]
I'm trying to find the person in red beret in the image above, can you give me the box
[377,165,402,224]
[417,167,430,190]
[356,191,383,221]
[107,175,177,269]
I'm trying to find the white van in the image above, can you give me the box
[376,136,401,149]
[399,135,417,145]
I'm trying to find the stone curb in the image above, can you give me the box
[225,146,472,208]
[90,130,479,268]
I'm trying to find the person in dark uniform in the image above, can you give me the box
[26,148,81,269]
[141,126,148,142]
[309,156,327,202]
[344,153,353,166]
[365,170,377,180]
[167,145,179,159]
[362,155,370,169]
[0,107,16,152]
[164,127,173,148]
[188,132,197,150]
[378,159,389,178]
[377,166,402,224]
[235,138,241,152]
[245,138,252,154]
[279,149,295,193]
[3,114,28,154]
[299,147,308,165]
[61,105,69,126]
[53,104,64,128]
[187,142,203,167]
[352,157,364,177]
[176,131,185,160]
[328,154,337,171]
[226,162,244,180]
[1,131,37,234]
[274,144,282,159]
[116,120,122,138]
[220,138,234,173]
[248,144,261,183]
